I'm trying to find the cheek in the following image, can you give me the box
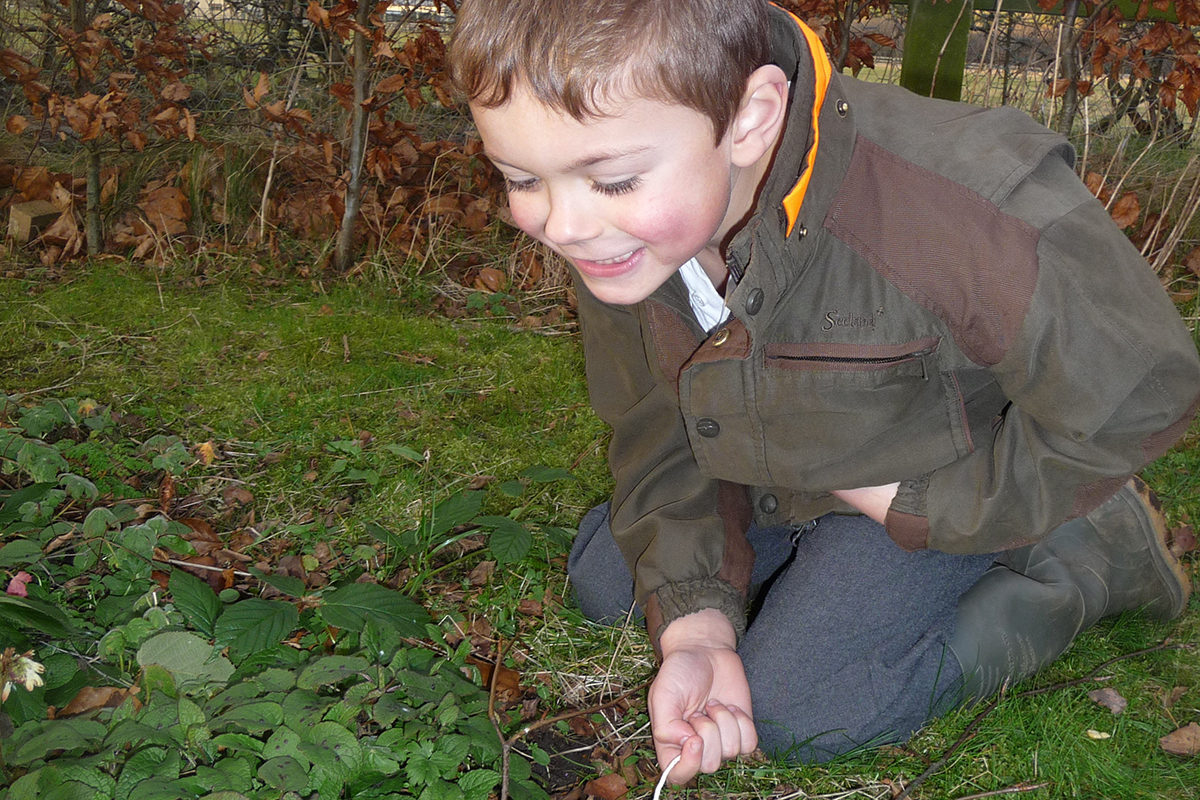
[622,193,724,248]
[506,196,546,239]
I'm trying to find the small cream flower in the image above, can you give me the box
[1,650,45,702]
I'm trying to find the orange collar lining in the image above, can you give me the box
[780,14,832,236]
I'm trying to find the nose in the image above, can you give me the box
[539,188,602,248]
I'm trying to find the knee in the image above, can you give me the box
[567,503,641,624]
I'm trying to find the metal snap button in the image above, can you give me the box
[745,288,764,316]
[712,328,730,347]
[836,99,849,117]
[759,493,779,514]
[696,418,720,438]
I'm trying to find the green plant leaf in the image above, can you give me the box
[82,506,117,539]
[383,443,425,462]
[319,583,429,637]
[0,538,45,568]
[298,721,362,780]
[427,490,483,539]
[0,594,73,636]
[262,726,310,768]
[59,473,98,502]
[297,655,370,690]
[113,747,180,800]
[477,516,532,564]
[168,569,221,638]
[460,769,501,800]
[137,631,234,688]
[257,757,308,792]
[282,689,334,730]
[213,599,299,661]
[209,733,265,754]
[1,483,55,527]
[211,700,285,734]
[11,720,106,766]
[498,479,525,497]
[248,566,307,597]
[518,464,575,483]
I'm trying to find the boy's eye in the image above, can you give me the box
[592,177,641,197]
[504,177,539,193]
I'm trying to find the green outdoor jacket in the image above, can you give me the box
[575,8,1200,649]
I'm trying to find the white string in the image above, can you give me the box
[653,754,683,800]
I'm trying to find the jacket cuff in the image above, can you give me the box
[885,474,931,551]
[644,578,748,659]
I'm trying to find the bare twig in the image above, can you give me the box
[487,637,513,800]
[952,782,1051,800]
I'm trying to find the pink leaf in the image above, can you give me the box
[6,571,33,597]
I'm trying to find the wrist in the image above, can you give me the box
[658,608,738,655]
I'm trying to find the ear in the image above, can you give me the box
[728,64,789,168]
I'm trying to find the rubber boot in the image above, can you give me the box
[948,477,1191,701]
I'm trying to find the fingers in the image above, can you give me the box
[654,702,757,785]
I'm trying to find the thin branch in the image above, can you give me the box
[952,782,1051,800]
[508,679,651,744]
[487,637,513,800]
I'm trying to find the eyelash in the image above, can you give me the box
[503,176,642,197]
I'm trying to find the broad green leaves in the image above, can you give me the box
[214,599,299,662]
[320,583,430,637]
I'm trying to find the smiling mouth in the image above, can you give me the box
[572,247,645,278]
[592,250,635,265]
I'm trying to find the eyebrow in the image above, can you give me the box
[486,145,654,173]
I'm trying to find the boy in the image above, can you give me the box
[448,0,1200,784]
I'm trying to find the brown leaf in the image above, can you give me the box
[6,115,27,135]
[161,81,192,102]
[178,517,220,542]
[517,599,543,617]
[375,73,407,94]
[222,485,253,506]
[476,266,506,292]
[568,715,597,736]
[58,686,137,717]
[1163,686,1187,710]
[1185,248,1200,278]
[584,773,629,800]
[468,560,496,586]
[1169,524,1195,558]
[1088,687,1127,714]
[467,475,497,490]
[1110,191,1141,229]
[254,71,270,103]
[1160,722,1200,757]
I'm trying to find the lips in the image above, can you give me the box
[572,247,645,278]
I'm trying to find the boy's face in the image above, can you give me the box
[472,87,750,306]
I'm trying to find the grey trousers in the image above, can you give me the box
[568,504,997,762]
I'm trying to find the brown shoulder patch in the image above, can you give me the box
[824,136,1040,367]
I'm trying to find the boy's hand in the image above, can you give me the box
[831,482,899,525]
[650,608,757,785]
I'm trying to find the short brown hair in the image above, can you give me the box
[448,0,773,142]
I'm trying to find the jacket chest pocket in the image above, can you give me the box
[753,336,971,488]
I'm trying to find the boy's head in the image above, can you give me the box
[449,0,772,144]
[450,0,789,306]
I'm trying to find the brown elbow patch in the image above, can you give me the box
[885,508,930,552]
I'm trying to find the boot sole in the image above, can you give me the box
[1126,477,1191,621]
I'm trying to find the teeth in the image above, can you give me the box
[593,251,634,265]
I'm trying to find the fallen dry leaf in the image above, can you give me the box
[222,485,253,506]
[1110,191,1141,229]
[58,686,138,717]
[1088,687,1127,715]
[196,440,219,466]
[1163,686,1187,710]
[517,599,543,617]
[1169,525,1196,558]
[1160,722,1200,757]
[583,772,629,800]
[468,560,495,586]
[1086,729,1112,740]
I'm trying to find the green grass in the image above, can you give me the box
[1,256,1197,800]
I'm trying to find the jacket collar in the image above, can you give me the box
[645,8,859,330]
